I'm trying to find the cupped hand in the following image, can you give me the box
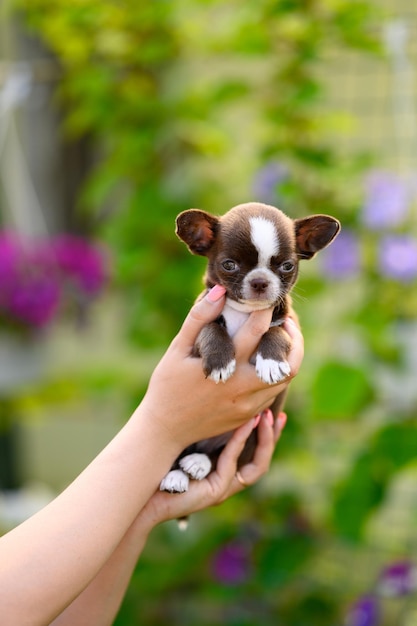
[136,409,287,531]
[139,286,303,449]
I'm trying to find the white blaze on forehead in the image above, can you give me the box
[249,216,279,266]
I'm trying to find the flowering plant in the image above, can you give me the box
[346,561,417,626]
[0,232,108,335]
[321,170,417,284]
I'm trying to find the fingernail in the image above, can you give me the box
[263,409,274,427]
[284,316,297,328]
[253,413,261,428]
[207,284,226,302]
[277,412,287,430]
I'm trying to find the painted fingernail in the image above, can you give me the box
[253,414,262,428]
[207,284,226,302]
[277,412,287,430]
[263,409,274,427]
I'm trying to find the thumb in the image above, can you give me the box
[215,417,257,478]
[172,285,226,353]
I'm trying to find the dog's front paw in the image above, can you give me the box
[179,453,212,480]
[160,469,190,493]
[207,358,237,383]
[255,354,291,384]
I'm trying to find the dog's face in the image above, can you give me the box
[176,202,340,312]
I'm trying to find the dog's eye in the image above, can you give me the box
[221,259,238,272]
[280,261,295,273]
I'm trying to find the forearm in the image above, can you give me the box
[0,290,302,626]
[49,417,266,626]
[0,408,180,626]
[50,516,152,626]
[45,409,291,626]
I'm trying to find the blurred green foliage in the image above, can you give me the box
[14,0,417,624]
[18,0,380,345]
[333,421,417,541]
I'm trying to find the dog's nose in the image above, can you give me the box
[250,278,269,293]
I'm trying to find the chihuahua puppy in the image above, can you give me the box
[160,202,340,494]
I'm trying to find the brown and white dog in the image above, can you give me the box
[160,202,340,494]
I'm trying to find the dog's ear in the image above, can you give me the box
[294,214,341,260]
[176,209,220,256]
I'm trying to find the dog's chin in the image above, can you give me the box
[225,297,276,313]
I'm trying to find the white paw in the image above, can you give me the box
[179,453,212,480]
[255,355,291,384]
[209,359,236,383]
[160,469,190,493]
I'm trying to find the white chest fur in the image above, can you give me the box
[222,300,251,337]
[222,297,285,338]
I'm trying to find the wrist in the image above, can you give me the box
[130,400,185,461]
[129,509,155,541]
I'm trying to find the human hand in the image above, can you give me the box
[135,408,287,531]
[138,286,303,450]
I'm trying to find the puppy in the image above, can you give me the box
[160,202,340,494]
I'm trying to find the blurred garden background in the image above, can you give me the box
[1,0,417,624]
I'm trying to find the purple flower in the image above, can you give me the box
[0,234,21,291]
[378,234,417,282]
[320,229,361,279]
[0,231,108,332]
[9,274,60,328]
[345,595,380,626]
[211,541,252,585]
[52,235,107,296]
[0,235,60,328]
[378,561,417,597]
[252,161,288,204]
[362,170,410,229]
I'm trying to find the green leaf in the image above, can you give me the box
[210,80,250,104]
[311,360,373,420]
[257,533,315,588]
[332,453,385,541]
[333,421,417,540]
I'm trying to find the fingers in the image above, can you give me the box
[234,308,274,360]
[234,311,303,376]
[232,410,276,488]
[146,411,288,525]
[231,410,287,491]
[169,289,303,387]
[149,417,258,521]
[172,286,226,353]
[283,317,304,378]
[215,417,258,480]
[273,411,288,443]
[214,409,287,502]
